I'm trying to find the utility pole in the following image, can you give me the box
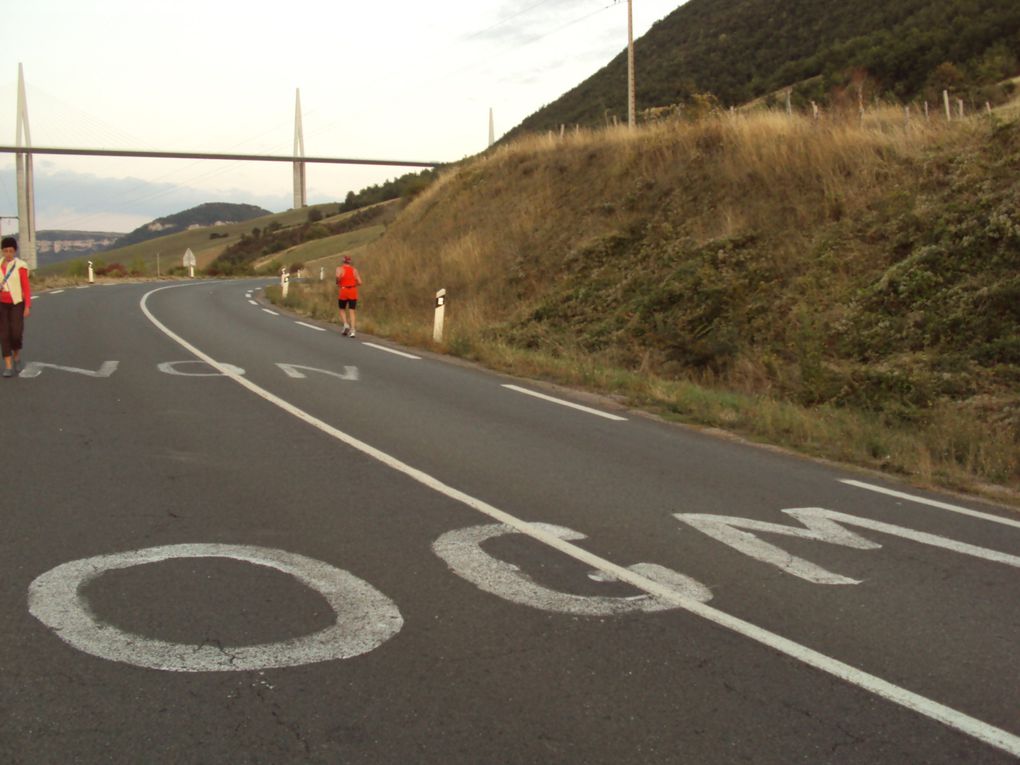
[626,0,636,128]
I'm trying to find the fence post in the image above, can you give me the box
[433,289,447,343]
[957,99,964,119]
[944,90,952,122]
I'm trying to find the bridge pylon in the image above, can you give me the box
[293,89,306,209]
[15,63,37,269]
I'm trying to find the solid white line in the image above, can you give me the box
[362,342,421,360]
[295,321,326,332]
[262,308,279,316]
[503,384,627,421]
[840,480,1020,530]
[138,284,1020,759]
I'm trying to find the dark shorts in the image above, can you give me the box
[0,301,25,356]
[338,299,358,310]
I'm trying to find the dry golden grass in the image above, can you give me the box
[270,106,1019,503]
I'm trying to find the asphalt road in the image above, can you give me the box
[2,278,1018,764]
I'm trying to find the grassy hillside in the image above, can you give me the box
[509,0,1019,136]
[273,104,1020,500]
[34,203,341,277]
[111,202,272,249]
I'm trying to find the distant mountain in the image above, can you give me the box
[111,202,273,249]
[36,230,125,266]
[508,0,1020,136]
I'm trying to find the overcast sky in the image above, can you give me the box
[0,0,683,233]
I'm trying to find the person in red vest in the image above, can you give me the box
[0,236,31,378]
[335,254,362,338]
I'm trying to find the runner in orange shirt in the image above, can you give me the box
[335,255,362,338]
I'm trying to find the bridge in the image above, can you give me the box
[5,65,445,269]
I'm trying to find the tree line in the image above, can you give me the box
[507,0,1019,137]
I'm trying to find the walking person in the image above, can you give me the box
[335,254,362,338]
[0,236,31,378]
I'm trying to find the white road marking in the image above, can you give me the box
[675,507,1020,585]
[434,522,712,614]
[276,363,358,381]
[248,299,258,305]
[28,544,403,672]
[841,479,1020,530]
[158,361,246,377]
[295,321,326,332]
[362,342,421,360]
[262,308,279,316]
[502,384,627,421]
[48,289,64,295]
[19,361,119,379]
[138,284,1020,758]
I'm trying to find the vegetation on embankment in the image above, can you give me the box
[511,0,1019,136]
[270,105,1020,501]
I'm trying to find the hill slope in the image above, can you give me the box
[110,202,272,249]
[347,106,1019,494]
[509,0,1020,136]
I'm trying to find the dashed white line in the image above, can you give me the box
[502,384,627,421]
[295,321,326,332]
[48,289,64,295]
[138,284,1020,759]
[362,342,421,360]
[248,300,258,305]
[262,308,279,316]
[840,480,1020,529]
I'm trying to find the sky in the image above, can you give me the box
[0,0,683,234]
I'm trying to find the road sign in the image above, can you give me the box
[182,249,196,267]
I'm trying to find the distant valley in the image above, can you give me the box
[36,230,125,265]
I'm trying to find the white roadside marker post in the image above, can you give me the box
[87,260,94,284]
[433,288,446,343]
[319,266,324,281]
[281,267,289,299]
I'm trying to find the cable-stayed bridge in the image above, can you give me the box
[3,64,444,269]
